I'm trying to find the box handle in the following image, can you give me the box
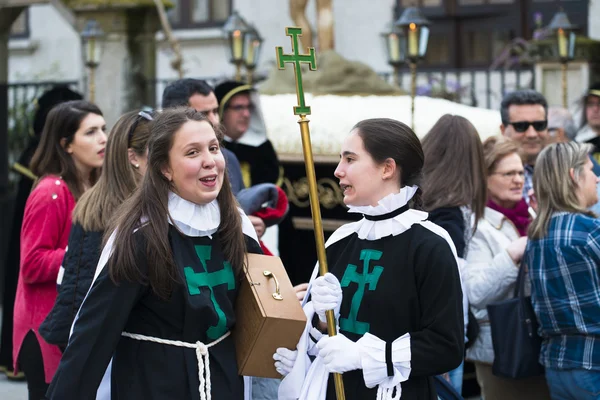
[263,270,283,301]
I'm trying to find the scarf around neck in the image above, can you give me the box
[487,198,530,236]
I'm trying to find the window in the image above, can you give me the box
[169,0,232,29]
[422,27,452,67]
[10,10,28,38]
[397,0,526,68]
[460,17,516,67]
[396,0,588,68]
[528,0,588,37]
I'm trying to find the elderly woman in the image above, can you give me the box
[464,137,550,400]
[527,142,600,400]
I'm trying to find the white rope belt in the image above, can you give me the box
[377,383,402,400]
[121,331,230,400]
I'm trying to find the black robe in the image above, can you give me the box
[323,224,464,400]
[223,140,280,186]
[46,225,262,399]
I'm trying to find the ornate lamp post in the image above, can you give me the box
[381,21,405,87]
[547,11,576,108]
[223,11,250,82]
[244,24,263,85]
[80,19,104,103]
[395,7,430,130]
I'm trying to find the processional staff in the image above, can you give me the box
[275,27,346,400]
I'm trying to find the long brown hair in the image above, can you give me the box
[529,142,595,239]
[105,108,245,299]
[421,114,487,224]
[30,100,103,200]
[353,118,425,209]
[73,111,153,231]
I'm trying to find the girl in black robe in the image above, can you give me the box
[275,118,464,400]
[46,108,262,400]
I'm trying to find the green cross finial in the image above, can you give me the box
[276,27,317,116]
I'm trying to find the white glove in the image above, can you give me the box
[316,333,363,374]
[312,273,342,323]
[273,347,297,377]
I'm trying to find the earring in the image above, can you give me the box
[134,164,140,169]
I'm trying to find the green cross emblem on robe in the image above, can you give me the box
[340,249,384,335]
[184,245,235,340]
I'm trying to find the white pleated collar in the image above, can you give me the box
[347,186,418,216]
[167,191,221,237]
[328,186,428,242]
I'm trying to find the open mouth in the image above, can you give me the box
[98,149,105,156]
[199,175,217,187]
[340,184,352,194]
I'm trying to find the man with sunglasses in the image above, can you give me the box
[500,89,549,204]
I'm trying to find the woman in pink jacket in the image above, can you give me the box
[13,100,106,399]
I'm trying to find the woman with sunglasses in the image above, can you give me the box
[40,110,153,350]
[463,137,550,400]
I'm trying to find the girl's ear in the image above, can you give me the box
[128,148,140,168]
[61,138,72,154]
[162,165,173,182]
[382,158,397,180]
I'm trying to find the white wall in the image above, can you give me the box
[8,4,82,82]
[590,0,600,41]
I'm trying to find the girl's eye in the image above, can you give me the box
[346,157,353,163]
[187,150,198,156]
[210,145,219,152]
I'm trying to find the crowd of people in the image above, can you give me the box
[0,79,599,400]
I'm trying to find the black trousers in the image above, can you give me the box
[0,249,19,370]
[18,331,49,400]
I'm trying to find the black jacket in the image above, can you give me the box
[39,223,103,348]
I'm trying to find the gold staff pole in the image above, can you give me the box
[561,62,568,109]
[276,27,346,400]
[410,61,416,131]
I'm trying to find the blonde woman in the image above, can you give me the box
[527,142,600,400]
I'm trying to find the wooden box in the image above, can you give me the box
[234,254,307,378]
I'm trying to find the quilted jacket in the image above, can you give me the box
[39,222,103,348]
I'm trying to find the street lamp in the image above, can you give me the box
[547,11,576,108]
[223,10,250,82]
[80,19,104,103]
[381,21,405,87]
[395,7,430,130]
[244,24,263,85]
